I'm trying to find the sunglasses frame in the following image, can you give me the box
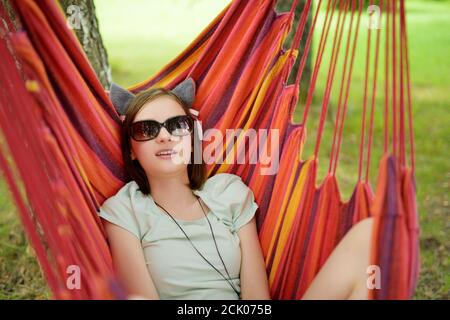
[130,115,195,142]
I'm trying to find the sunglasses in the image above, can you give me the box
[130,115,195,141]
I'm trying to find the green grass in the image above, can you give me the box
[0,173,49,299]
[95,0,231,86]
[0,0,448,299]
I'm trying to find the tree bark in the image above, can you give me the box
[276,0,312,102]
[0,0,21,30]
[1,0,111,89]
[59,0,111,89]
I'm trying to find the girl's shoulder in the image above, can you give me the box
[193,173,259,233]
[97,180,144,239]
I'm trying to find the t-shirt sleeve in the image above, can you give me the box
[200,173,259,234]
[229,177,259,233]
[98,194,141,240]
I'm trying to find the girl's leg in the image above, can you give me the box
[302,217,374,300]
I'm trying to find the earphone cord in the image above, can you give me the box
[199,197,239,294]
[153,197,241,298]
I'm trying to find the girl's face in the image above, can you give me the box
[130,96,192,177]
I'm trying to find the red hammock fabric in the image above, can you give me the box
[0,0,419,299]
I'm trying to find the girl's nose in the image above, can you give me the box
[155,126,172,142]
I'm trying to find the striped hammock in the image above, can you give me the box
[0,0,419,299]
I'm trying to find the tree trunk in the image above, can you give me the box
[276,0,312,102]
[0,0,21,30]
[1,0,111,89]
[59,0,111,89]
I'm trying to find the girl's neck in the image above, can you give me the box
[147,172,196,211]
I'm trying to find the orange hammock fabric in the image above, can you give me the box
[0,0,419,299]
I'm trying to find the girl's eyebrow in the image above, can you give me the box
[132,118,158,123]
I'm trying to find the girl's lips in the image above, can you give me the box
[155,148,178,160]
[155,149,176,156]
[156,154,175,160]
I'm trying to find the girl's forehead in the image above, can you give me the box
[134,96,186,122]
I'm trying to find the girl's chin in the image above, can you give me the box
[154,154,190,165]
[144,159,190,172]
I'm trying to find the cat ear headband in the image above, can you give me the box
[109,77,202,140]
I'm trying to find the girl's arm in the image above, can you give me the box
[101,219,160,299]
[238,217,271,300]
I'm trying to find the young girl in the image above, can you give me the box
[99,78,374,300]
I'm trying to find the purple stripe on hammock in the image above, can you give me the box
[380,155,397,299]
[341,186,358,240]
[51,85,128,182]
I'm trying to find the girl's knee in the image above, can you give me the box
[339,217,375,275]
[346,217,375,300]
[349,217,374,250]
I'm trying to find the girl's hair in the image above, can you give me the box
[121,88,206,195]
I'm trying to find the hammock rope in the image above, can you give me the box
[0,0,419,300]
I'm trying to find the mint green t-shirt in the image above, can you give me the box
[98,173,259,300]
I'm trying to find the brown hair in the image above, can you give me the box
[121,88,206,195]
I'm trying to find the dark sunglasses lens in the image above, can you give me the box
[167,116,194,136]
[131,121,160,141]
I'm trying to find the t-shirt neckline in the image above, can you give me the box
[143,188,213,224]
